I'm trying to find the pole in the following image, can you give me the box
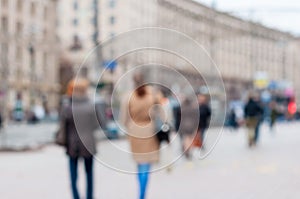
[0,42,9,125]
[93,0,103,71]
[209,0,217,75]
[29,43,36,107]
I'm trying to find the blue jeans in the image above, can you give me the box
[137,164,151,199]
[69,157,93,199]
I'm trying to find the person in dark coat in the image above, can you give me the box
[179,97,199,159]
[198,95,211,149]
[60,78,105,199]
[244,96,263,147]
[253,97,264,144]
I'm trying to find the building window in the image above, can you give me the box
[73,1,78,10]
[16,22,23,35]
[16,46,23,62]
[16,0,23,12]
[109,16,115,25]
[91,18,96,25]
[43,53,47,73]
[44,6,48,20]
[73,18,78,26]
[1,0,8,8]
[30,2,36,17]
[70,35,82,51]
[1,17,8,33]
[43,29,48,39]
[1,43,9,69]
[109,0,116,8]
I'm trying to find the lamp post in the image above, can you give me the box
[0,43,9,125]
[93,0,103,70]
[28,42,36,107]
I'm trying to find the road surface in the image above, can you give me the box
[0,122,299,199]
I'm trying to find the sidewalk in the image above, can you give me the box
[0,122,109,151]
[1,122,300,199]
[0,122,58,151]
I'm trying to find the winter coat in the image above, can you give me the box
[120,86,160,164]
[198,104,211,129]
[61,97,102,158]
[244,99,263,118]
[179,102,199,136]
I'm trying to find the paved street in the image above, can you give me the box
[0,122,300,199]
[0,123,58,151]
[0,122,108,151]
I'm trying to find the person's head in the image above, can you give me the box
[183,97,192,106]
[198,94,207,105]
[248,91,258,102]
[133,72,146,97]
[67,77,89,97]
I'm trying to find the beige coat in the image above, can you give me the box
[120,86,160,164]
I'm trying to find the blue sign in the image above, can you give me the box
[103,60,117,70]
[268,81,278,90]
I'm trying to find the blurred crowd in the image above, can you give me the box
[55,72,214,199]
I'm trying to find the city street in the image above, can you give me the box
[1,122,299,199]
[1,0,300,198]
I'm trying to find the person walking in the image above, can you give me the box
[197,94,211,150]
[254,97,264,145]
[179,97,199,160]
[59,78,104,199]
[120,73,160,199]
[244,95,262,147]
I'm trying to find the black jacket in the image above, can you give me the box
[198,104,211,129]
[244,99,263,118]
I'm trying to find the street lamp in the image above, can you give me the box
[0,43,9,124]
[93,0,103,70]
[28,42,36,107]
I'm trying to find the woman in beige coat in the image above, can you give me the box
[120,73,159,199]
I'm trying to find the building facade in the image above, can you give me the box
[157,0,300,101]
[0,0,59,119]
[57,0,300,102]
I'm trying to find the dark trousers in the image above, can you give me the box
[69,157,93,199]
[198,128,206,141]
[254,119,262,144]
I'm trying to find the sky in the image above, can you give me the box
[195,0,300,36]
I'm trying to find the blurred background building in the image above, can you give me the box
[157,0,300,101]
[0,0,59,120]
[1,0,299,120]
[57,0,300,101]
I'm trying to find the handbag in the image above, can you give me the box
[152,91,171,144]
[154,112,170,144]
[192,131,202,148]
[55,119,67,146]
[156,123,170,144]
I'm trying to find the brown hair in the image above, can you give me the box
[136,85,146,97]
[133,72,147,97]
